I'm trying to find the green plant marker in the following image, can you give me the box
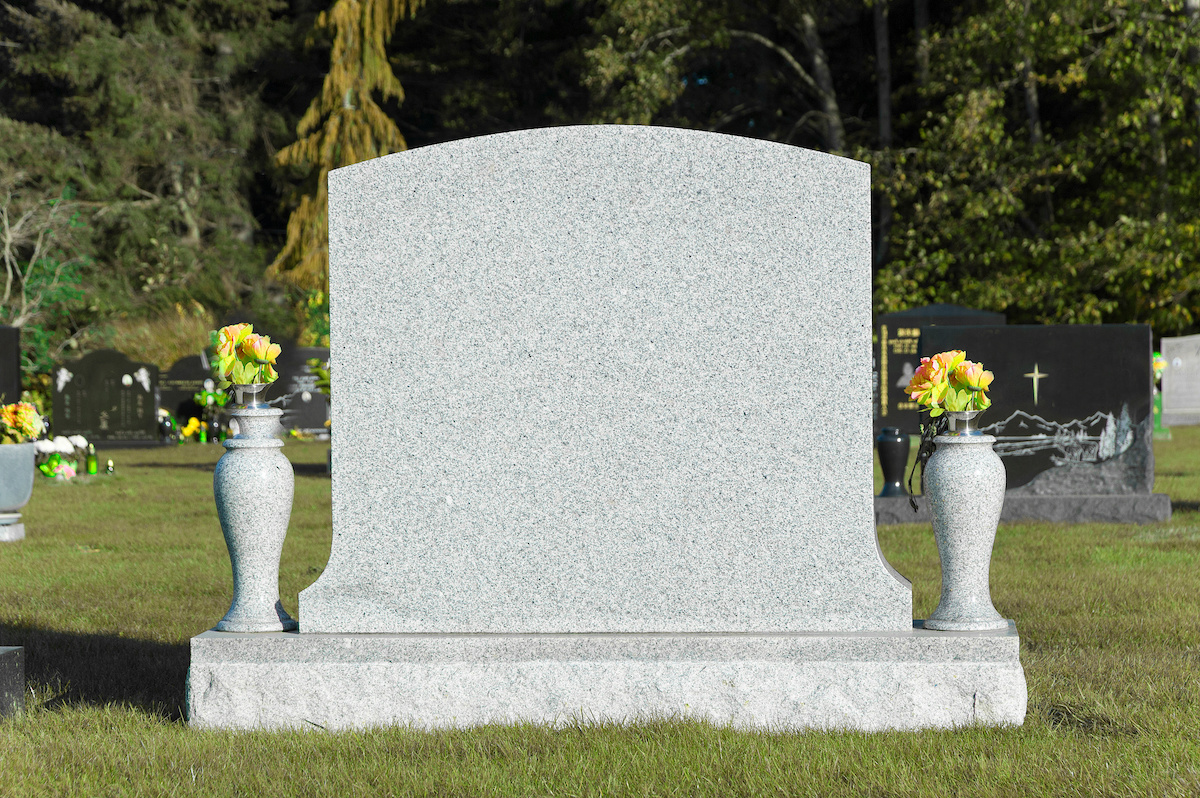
[86,444,98,475]
[1153,391,1171,440]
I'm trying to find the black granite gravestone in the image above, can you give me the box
[0,326,20,405]
[274,346,330,433]
[875,305,1005,435]
[919,325,1153,492]
[52,350,160,442]
[876,323,1169,524]
[160,355,215,425]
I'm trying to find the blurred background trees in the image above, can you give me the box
[1,0,1197,375]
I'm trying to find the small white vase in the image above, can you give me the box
[923,410,1009,631]
[212,385,297,632]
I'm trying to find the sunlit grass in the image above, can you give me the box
[0,432,1198,796]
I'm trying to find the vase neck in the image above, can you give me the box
[943,410,985,436]
[232,383,273,409]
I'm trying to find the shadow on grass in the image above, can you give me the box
[0,624,189,721]
[1171,501,1200,513]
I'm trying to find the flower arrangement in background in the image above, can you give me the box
[1,402,45,444]
[34,434,88,479]
[906,350,994,417]
[1153,352,1167,386]
[212,324,281,386]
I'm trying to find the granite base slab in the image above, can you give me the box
[0,647,24,717]
[187,624,1026,732]
[875,494,1171,525]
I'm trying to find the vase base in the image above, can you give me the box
[923,617,1010,632]
[217,601,298,633]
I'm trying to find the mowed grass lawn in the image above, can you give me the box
[1,431,1199,797]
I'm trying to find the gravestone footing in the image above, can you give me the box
[186,624,1026,732]
[0,647,24,717]
[875,494,1171,525]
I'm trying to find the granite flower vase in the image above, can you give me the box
[213,385,298,632]
[924,410,1009,631]
[0,443,36,542]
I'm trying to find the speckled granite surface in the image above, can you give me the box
[302,124,911,634]
[187,624,1026,731]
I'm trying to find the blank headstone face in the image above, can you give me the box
[920,325,1153,492]
[52,350,160,441]
[300,125,911,634]
[1161,334,1200,426]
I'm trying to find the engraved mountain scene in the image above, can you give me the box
[983,405,1135,465]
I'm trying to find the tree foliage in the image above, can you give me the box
[269,0,423,291]
[3,0,1199,377]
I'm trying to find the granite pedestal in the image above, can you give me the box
[188,625,1024,731]
[187,125,1026,731]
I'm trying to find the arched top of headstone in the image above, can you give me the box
[303,125,911,634]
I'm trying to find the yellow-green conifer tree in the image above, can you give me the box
[270,0,422,291]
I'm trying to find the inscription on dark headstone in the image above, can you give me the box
[1160,334,1200,426]
[0,326,19,405]
[919,325,1153,493]
[875,305,1005,435]
[53,350,160,441]
[160,355,215,425]
[274,347,330,433]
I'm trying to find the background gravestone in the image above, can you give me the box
[52,350,160,442]
[874,305,1005,436]
[0,326,19,405]
[1160,334,1200,426]
[274,346,330,434]
[876,324,1169,524]
[160,355,214,425]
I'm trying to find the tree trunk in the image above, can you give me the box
[1019,0,1052,225]
[874,0,893,274]
[914,0,929,87]
[1188,0,1199,159]
[875,0,892,148]
[800,12,845,152]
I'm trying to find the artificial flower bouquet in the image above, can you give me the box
[1,402,45,444]
[212,323,282,386]
[905,350,994,416]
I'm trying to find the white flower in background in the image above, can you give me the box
[53,436,75,455]
[34,439,57,454]
[69,435,88,451]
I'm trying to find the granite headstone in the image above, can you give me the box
[53,350,160,442]
[875,305,1005,436]
[0,325,19,405]
[188,125,1026,731]
[1160,334,1200,426]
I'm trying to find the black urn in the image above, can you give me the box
[876,426,910,498]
